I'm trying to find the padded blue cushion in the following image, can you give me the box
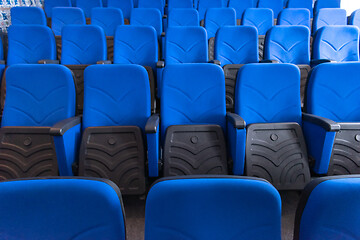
[0,178,125,240]
[52,7,86,36]
[228,0,256,20]
[168,0,193,9]
[130,8,162,38]
[264,26,310,64]
[114,26,158,69]
[165,26,208,63]
[107,0,133,19]
[313,8,346,33]
[215,25,258,66]
[10,7,46,25]
[2,64,75,127]
[242,8,274,35]
[306,62,360,122]
[91,7,124,37]
[235,63,302,125]
[286,0,313,18]
[312,26,359,62]
[161,64,226,139]
[75,0,102,18]
[278,8,311,28]
[145,177,281,240]
[349,9,360,28]
[314,0,341,14]
[205,8,236,39]
[83,64,151,130]
[197,0,223,20]
[168,8,199,27]
[44,0,71,17]
[138,0,164,15]
[257,0,283,18]
[7,25,57,66]
[61,25,107,64]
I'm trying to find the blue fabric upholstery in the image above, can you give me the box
[312,26,359,62]
[75,0,102,18]
[165,26,208,64]
[257,0,283,18]
[278,9,311,28]
[168,0,193,10]
[197,0,223,21]
[235,63,302,125]
[61,25,107,65]
[145,177,281,240]
[228,0,256,20]
[349,9,360,28]
[138,0,164,15]
[107,0,133,19]
[7,25,57,66]
[52,7,86,36]
[242,8,274,35]
[44,0,71,18]
[286,0,313,18]
[168,8,199,27]
[264,26,310,64]
[91,8,124,37]
[215,26,259,66]
[161,64,226,139]
[130,8,162,39]
[314,0,341,14]
[10,7,46,25]
[0,178,126,240]
[313,8,347,34]
[205,8,236,39]
[114,26,158,70]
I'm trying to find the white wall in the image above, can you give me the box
[341,0,360,15]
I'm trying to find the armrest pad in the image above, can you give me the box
[303,113,340,131]
[145,114,160,133]
[208,60,221,66]
[0,60,5,65]
[227,113,246,129]
[157,61,165,68]
[161,32,166,37]
[38,59,60,64]
[200,19,204,27]
[310,59,334,68]
[163,15,167,19]
[50,116,82,136]
[260,59,279,63]
[97,60,112,64]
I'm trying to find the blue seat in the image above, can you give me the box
[138,0,164,16]
[0,64,80,178]
[75,0,102,19]
[44,0,71,18]
[277,9,311,29]
[10,7,47,25]
[130,8,163,40]
[214,26,258,111]
[314,0,340,14]
[286,0,313,18]
[91,7,124,36]
[145,176,281,240]
[0,38,4,85]
[304,63,360,175]
[312,26,359,63]
[197,0,222,21]
[294,176,360,240]
[349,9,360,28]
[257,0,283,19]
[234,63,311,189]
[228,0,256,22]
[108,0,133,22]
[168,8,199,27]
[0,178,125,240]
[168,0,193,10]
[313,8,347,34]
[79,64,158,195]
[52,7,86,36]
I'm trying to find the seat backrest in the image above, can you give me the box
[228,0,256,20]
[83,64,150,130]
[277,8,311,29]
[306,62,360,122]
[257,0,283,18]
[91,7,124,37]
[52,7,86,36]
[235,63,302,125]
[313,8,347,33]
[294,176,360,240]
[45,0,71,18]
[0,178,126,240]
[138,0,164,15]
[242,8,274,35]
[7,25,57,66]
[349,9,360,28]
[61,25,107,65]
[114,26,158,69]
[161,64,225,139]
[2,64,75,127]
[168,8,199,27]
[312,26,359,62]
[145,176,281,240]
[314,0,341,14]
[107,0,133,19]
[168,0,193,10]
[264,26,310,64]
[205,8,236,39]
[215,26,258,66]
[10,7,47,25]
[165,26,208,63]
[286,0,313,18]
[130,8,162,39]
[197,0,223,20]
[75,0,103,18]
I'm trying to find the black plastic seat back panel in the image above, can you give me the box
[223,64,245,112]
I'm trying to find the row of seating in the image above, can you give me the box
[0,175,358,240]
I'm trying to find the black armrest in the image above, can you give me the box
[163,15,167,19]
[0,60,5,65]
[145,114,159,133]
[200,19,204,27]
[157,60,165,68]
[227,113,246,129]
[260,59,279,63]
[302,113,340,132]
[161,32,166,38]
[310,59,334,68]
[50,116,82,136]
[38,59,60,64]
[97,60,112,64]
[208,60,221,66]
